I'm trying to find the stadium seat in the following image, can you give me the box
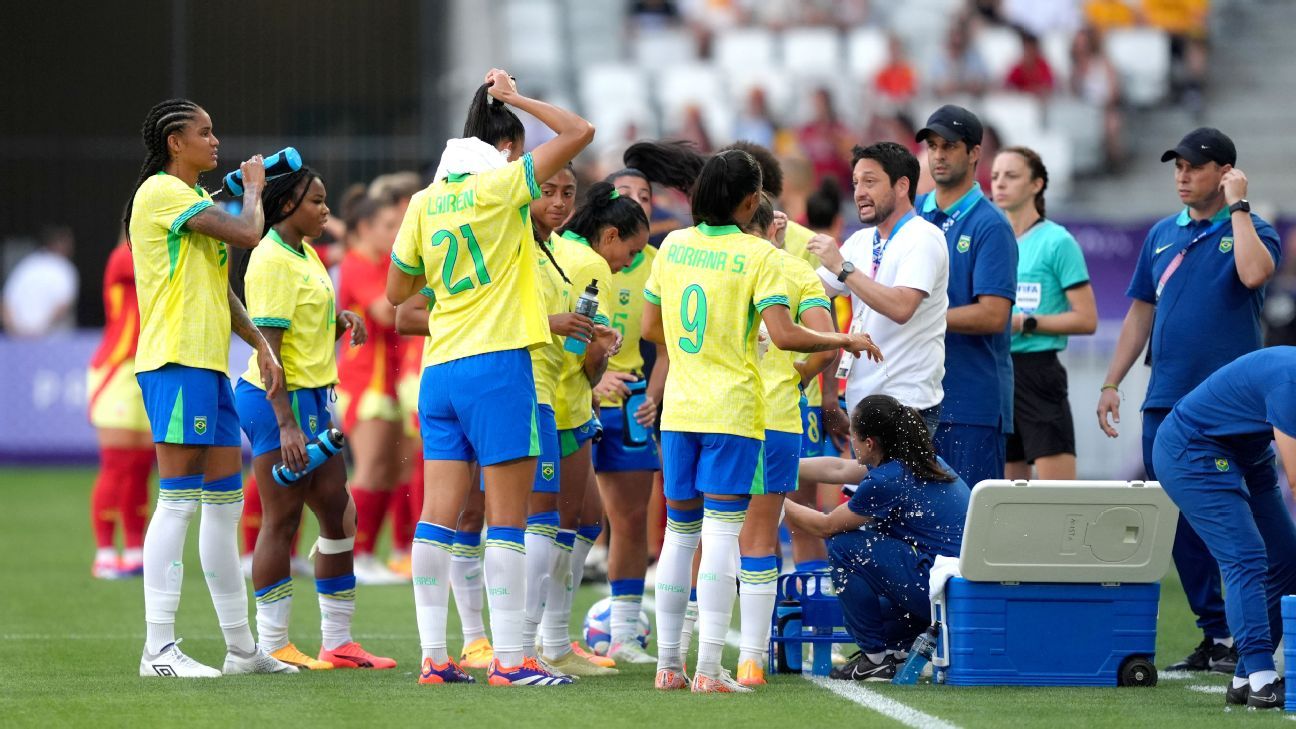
[1043,30,1073,81]
[1104,28,1171,107]
[974,25,1023,84]
[580,63,651,111]
[504,0,562,70]
[780,27,843,78]
[713,27,777,74]
[633,27,698,67]
[1014,128,1074,199]
[654,63,734,141]
[979,92,1044,144]
[1048,97,1105,175]
[729,67,797,126]
[846,26,889,81]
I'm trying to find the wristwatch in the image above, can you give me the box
[1229,199,1251,215]
[837,261,855,282]
[1023,316,1038,334]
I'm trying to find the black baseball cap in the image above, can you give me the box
[916,105,983,148]
[1160,127,1236,166]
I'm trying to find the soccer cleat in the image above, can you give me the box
[829,652,896,682]
[692,667,754,694]
[487,657,574,686]
[318,641,396,669]
[139,640,222,678]
[542,649,619,676]
[387,551,413,579]
[353,554,407,585]
[656,666,690,690]
[1226,681,1250,706]
[459,637,494,669]
[116,557,144,577]
[223,645,299,675]
[536,656,575,681]
[270,643,334,670]
[608,640,657,664]
[571,641,616,668]
[1165,638,1237,673]
[418,657,475,684]
[736,659,766,686]
[92,556,123,580]
[1247,677,1284,710]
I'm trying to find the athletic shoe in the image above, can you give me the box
[736,659,766,686]
[608,640,657,664]
[1225,681,1250,706]
[829,652,896,682]
[92,556,123,580]
[1165,638,1237,673]
[319,641,397,669]
[222,645,299,675]
[1247,677,1284,710]
[139,640,222,678]
[270,643,334,670]
[543,649,619,676]
[459,637,494,669]
[387,552,413,579]
[571,641,616,668]
[418,656,475,684]
[487,657,573,686]
[655,666,690,690]
[116,557,144,577]
[536,655,575,681]
[353,554,407,585]
[692,667,754,694]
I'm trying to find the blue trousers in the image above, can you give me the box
[828,530,932,653]
[1142,408,1229,639]
[1154,417,1296,676]
[933,422,1004,489]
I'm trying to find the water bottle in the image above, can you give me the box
[892,622,940,685]
[564,280,601,355]
[222,147,303,196]
[834,321,864,379]
[272,427,345,486]
[622,379,651,447]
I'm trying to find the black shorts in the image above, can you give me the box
[1005,351,1075,463]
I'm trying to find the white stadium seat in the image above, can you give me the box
[713,27,777,74]
[1105,28,1171,106]
[780,27,843,78]
[847,26,890,81]
[974,24,1023,84]
[634,27,698,67]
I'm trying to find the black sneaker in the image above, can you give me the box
[829,651,896,682]
[1225,681,1250,706]
[1246,677,1284,710]
[1165,638,1237,673]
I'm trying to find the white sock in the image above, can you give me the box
[738,554,778,665]
[524,519,561,658]
[413,522,455,663]
[96,546,117,562]
[484,527,528,667]
[143,491,197,654]
[198,484,254,655]
[254,591,292,652]
[696,503,747,677]
[654,507,702,670]
[572,525,599,592]
[540,530,576,658]
[680,599,698,661]
[1214,636,1235,647]
[319,594,356,650]
[450,547,487,645]
[122,547,143,564]
[610,596,644,645]
[1233,676,1250,689]
[1251,669,1280,691]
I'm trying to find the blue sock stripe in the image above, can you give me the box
[555,531,576,550]
[203,473,243,493]
[740,555,778,573]
[795,559,831,573]
[526,511,560,527]
[158,474,203,501]
[610,578,645,598]
[254,576,294,600]
[689,587,697,602]
[576,524,603,544]
[666,506,704,523]
[414,522,456,550]
[702,496,749,513]
[452,530,482,547]
[316,574,357,597]
[486,526,525,545]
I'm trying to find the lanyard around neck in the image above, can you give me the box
[872,210,915,277]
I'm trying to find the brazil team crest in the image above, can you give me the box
[1215,458,1230,472]
[1219,237,1234,253]
[957,235,971,253]
[619,288,631,305]
[541,462,555,481]
[308,415,319,433]
[193,416,208,435]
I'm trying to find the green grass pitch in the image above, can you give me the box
[0,467,1287,727]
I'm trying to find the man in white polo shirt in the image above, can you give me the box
[808,141,949,433]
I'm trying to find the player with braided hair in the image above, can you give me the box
[127,99,290,677]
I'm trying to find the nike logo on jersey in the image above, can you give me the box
[1154,244,1175,255]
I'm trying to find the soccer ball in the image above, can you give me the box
[583,596,651,656]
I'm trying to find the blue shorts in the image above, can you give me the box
[762,430,801,495]
[559,417,600,459]
[593,406,660,473]
[234,379,332,458]
[418,349,539,466]
[137,364,241,447]
[661,430,763,501]
[533,404,561,493]
[800,403,824,458]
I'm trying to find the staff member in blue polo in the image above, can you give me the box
[913,106,1018,490]
[1097,127,1281,675]
[1152,347,1296,710]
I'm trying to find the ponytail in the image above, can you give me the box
[559,181,650,246]
[690,149,762,227]
[231,166,320,304]
[851,395,954,483]
[463,84,524,147]
[622,140,707,196]
[123,99,201,231]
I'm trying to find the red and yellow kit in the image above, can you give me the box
[88,243,149,431]
[335,249,405,429]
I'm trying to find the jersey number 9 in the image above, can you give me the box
[432,224,491,296]
[679,283,708,354]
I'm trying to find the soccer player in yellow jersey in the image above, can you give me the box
[234,166,396,672]
[123,99,289,677]
[643,149,880,694]
[385,69,594,687]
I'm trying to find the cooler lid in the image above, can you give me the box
[958,480,1179,583]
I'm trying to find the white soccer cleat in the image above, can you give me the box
[139,639,222,678]
[608,640,657,664]
[691,666,755,694]
[353,554,407,585]
[222,645,300,675]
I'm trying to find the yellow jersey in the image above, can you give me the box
[129,172,230,375]
[759,250,832,433]
[600,245,657,407]
[530,235,569,407]
[241,231,338,390]
[644,223,787,440]
[391,154,549,368]
[782,219,826,407]
[552,231,614,429]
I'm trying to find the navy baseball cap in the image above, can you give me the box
[1160,127,1236,166]
[916,105,983,148]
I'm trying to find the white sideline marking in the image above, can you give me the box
[806,675,961,729]
[1186,684,1225,694]
[1159,670,1196,681]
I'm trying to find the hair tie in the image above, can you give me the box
[609,190,621,200]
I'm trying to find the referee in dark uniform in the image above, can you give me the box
[1097,127,1282,673]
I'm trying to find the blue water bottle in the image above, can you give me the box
[564,280,601,355]
[272,427,345,486]
[622,378,650,447]
[222,147,303,196]
[893,622,940,685]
